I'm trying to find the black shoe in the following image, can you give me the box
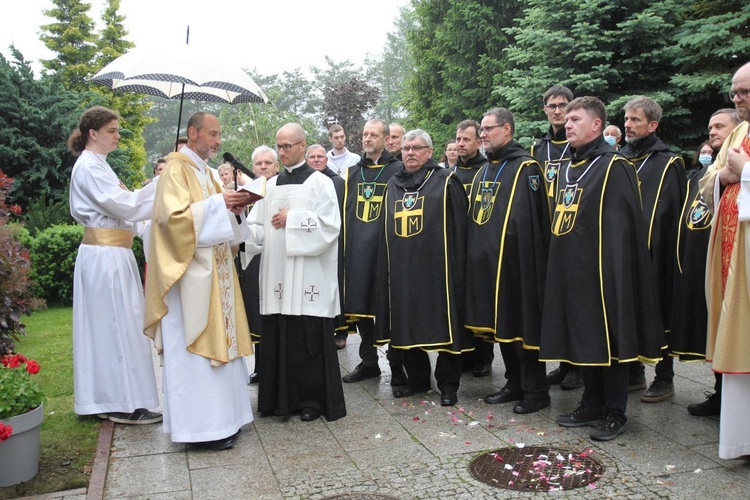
[546,366,566,385]
[472,362,492,378]
[688,391,721,416]
[248,372,259,384]
[390,365,408,387]
[342,363,381,383]
[484,387,523,405]
[335,338,347,350]
[440,392,458,406]
[300,408,321,422]
[560,370,583,390]
[513,395,551,414]
[108,409,163,425]
[393,386,429,398]
[556,405,603,427]
[192,430,240,450]
[628,375,647,391]
[640,379,674,403]
[589,413,627,441]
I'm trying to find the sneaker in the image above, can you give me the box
[556,405,603,427]
[589,413,627,441]
[628,375,647,391]
[687,391,721,416]
[546,366,565,385]
[640,379,674,403]
[560,370,583,390]
[108,408,163,425]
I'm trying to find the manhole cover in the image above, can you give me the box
[321,495,399,500]
[469,446,604,491]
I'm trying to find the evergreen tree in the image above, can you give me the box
[39,0,98,92]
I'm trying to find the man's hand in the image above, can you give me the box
[271,207,288,229]
[721,147,750,186]
[223,189,253,215]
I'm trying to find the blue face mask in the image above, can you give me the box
[603,135,617,147]
[699,154,713,167]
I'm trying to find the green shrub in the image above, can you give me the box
[28,224,83,306]
[28,224,147,306]
[22,194,74,235]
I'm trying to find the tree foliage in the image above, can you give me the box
[323,78,381,153]
[0,49,90,207]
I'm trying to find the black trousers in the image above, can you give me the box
[580,363,628,418]
[629,350,674,382]
[401,349,462,394]
[498,342,548,398]
[356,318,402,369]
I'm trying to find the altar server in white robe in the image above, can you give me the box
[68,106,161,424]
[144,112,256,450]
[245,123,346,422]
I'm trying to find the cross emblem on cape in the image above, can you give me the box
[274,283,283,299]
[301,218,318,232]
[304,285,320,302]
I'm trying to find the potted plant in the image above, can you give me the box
[0,352,44,486]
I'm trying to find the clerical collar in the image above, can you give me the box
[181,146,209,172]
[548,126,567,141]
[284,160,306,173]
[85,149,108,162]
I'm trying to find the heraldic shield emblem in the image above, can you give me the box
[394,192,423,237]
[357,182,387,222]
[472,181,500,225]
[686,195,711,230]
[552,184,581,236]
[529,175,540,192]
[545,162,560,197]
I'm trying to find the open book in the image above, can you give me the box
[236,175,266,204]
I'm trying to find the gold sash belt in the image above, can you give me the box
[82,227,134,248]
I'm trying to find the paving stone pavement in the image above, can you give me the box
[103,336,750,499]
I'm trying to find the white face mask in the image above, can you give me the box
[699,154,713,167]
[603,135,617,147]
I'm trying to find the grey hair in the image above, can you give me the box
[252,145,278,163]
[402,129,433,148]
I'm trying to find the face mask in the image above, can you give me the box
[603,135,617,147]
[699,154,712,167]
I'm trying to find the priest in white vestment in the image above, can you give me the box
[144,112,255,450]
[245,123,346,422]
[68,106,161,424]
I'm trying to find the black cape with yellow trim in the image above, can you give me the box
[669,164,712,360]
[530,126,571,214]
[539,136,665,365]
[620,134,686,333]
[342,151,402,318]
[375,159,473,353]
[452,152,486,195]
[465,140,550,347]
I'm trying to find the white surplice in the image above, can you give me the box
[69,150,159,415]
[158,149,253,443]
[245,170,341,318]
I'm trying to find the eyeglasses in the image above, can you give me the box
[730,88,750,101]
[544,103,568,111]
[479,125,501,134]
[402,145,431,152]
[275,141,303,152]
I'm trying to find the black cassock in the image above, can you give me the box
[539,137,665,365]
[670,164,713,360]
[376,160,473,353]
[464,140,550,348]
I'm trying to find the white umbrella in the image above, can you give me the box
[91,42,269,147]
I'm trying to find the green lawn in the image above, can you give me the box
[0,307,100,499]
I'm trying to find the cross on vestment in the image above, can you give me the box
[304,285,320,302]
[274,283,283,299]
[301,218,318,232]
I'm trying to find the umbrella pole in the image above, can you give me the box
[175,86,185,152]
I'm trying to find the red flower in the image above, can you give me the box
[9,204,21,215]
[25,360,40,375]
[0,423,12,442]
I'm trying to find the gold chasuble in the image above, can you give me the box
[705,134,750,373]
[144,152,252,366]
